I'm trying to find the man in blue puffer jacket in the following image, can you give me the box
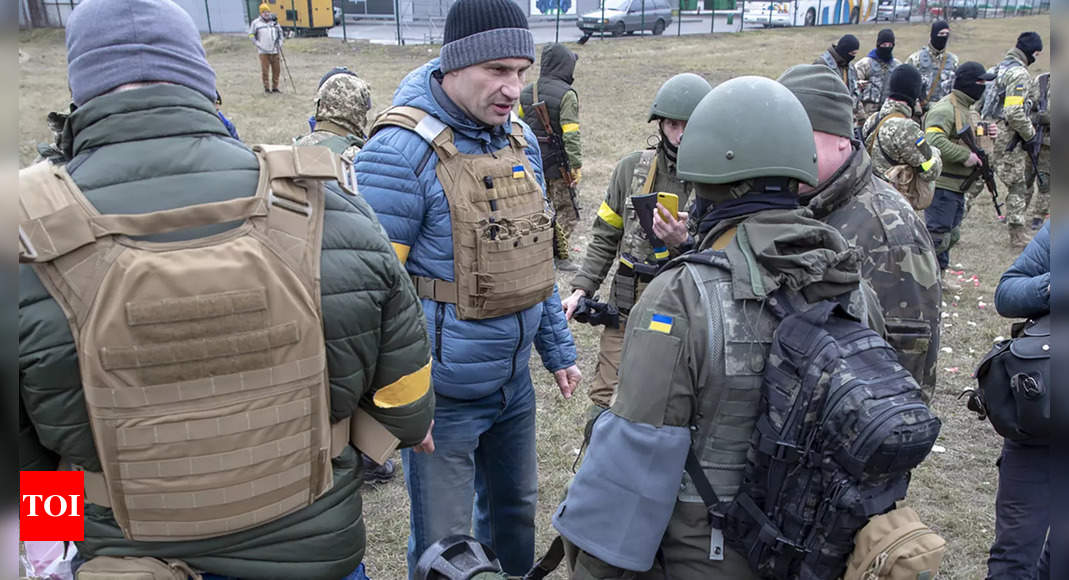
[353,0,580,576]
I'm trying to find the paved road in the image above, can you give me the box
[328,13,749,45]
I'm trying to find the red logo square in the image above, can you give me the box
[20,471,85,541]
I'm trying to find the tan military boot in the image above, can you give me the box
[941,269,962,292]
[1009,225,1029,250]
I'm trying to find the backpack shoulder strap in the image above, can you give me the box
[369,105,458,160]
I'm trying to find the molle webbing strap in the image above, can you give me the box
[411,275,460,303]
[640,152,659,195]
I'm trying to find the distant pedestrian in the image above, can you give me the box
[249,3,283,93]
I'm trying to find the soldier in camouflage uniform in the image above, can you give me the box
[562,73,711,413]
[907,20,958,116]
[296,67,372,162]
[862,64,942,209]
[854,29,901,120]
[780,64,942,402]
[814,34,863,124]
[922,62,995,288]
[553,75,881,580]
[981,32,1044,249]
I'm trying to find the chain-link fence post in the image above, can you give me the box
[555,0,561,42]
[677,0,682,35]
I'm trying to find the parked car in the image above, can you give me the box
[334,5,342,25]
[875,0,912,20]
[577,0,674,38]
[743,2,796,28]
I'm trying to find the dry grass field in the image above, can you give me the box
[18,13,1050,580]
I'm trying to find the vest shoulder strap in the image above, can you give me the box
[631,149,659,196]
[369,105,459,160]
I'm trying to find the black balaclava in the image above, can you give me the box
[887,64,922,111]
[835,34,860,64]
[1016,31,1043,65]
[876,29,895,62]
[930,21,950,51]
[953,61,990,101]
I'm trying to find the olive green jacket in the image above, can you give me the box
[565,209,878,580]
[18,85,434,579]
[571,146,691,302]
[923,90,979,193]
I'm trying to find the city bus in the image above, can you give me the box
[742,0,879,28]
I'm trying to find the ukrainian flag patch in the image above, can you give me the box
[649,313,673,334]
[512,165,526,179]
[915,136,926,147]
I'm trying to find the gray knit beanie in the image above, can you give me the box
[777,64,855,140]
[440,0,535,73]
[66,0,217,106]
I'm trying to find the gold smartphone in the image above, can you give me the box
[656,192,679,220]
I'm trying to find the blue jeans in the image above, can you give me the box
[987,439,1050,580]
[403,370,538,578]
[924,187,965,270]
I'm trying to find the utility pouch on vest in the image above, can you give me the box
[883,164,935,211]
[611,255,656,314]
[370,106,555,320]
[18,145,353,542]
[76,556,201,580]
[843,507,946,580]
[968,314,1050,443]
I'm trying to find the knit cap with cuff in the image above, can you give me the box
[66,0,216,107]
[440,0,535,73]
[777,64,856,140]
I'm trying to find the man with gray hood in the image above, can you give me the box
[520,43,582,270]
[779,64,942,403]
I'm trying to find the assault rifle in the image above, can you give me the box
[1005,73,1048,191]
[531,100,580,219]
[958,126,1003,218]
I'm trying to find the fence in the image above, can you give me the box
[20,0,249,33]
[333,0,1048,45]
[18,0,1050,45]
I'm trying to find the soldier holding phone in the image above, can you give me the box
[563,73,711,419]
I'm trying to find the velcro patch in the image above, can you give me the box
[649,314,673,334]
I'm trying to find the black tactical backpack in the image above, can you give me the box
[686,290,942,580]
[967,314,1050,443]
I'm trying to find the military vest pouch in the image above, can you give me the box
[370,106,555,320]
[968,315,1050,443]
[883,164,935,211]
[843,506,946,580]
[18,145,353,541]
[76,556,201,580]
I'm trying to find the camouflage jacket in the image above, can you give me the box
[1035,72,1050,147]
[906,44,959,109]
[804,146,942,400]
[817,48,864,121]
[985,48,1036,145]
[923,90,982,193]
[555,210,878,579]
[296,123,364,162]
[854,54,901,105]
[863,99,941,182]
[571,146,692,303]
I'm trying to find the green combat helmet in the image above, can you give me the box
[677,75,818,188]
[648,72,713,122]
[314,67,373,140]
[413,535,508,580]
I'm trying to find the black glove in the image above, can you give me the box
[1023,133,1041,155]
[572,296,620,329]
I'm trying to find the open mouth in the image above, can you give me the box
[492,103,513,115]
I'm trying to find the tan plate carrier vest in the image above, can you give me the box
[369,106,555,320]
[18,145,362,542]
